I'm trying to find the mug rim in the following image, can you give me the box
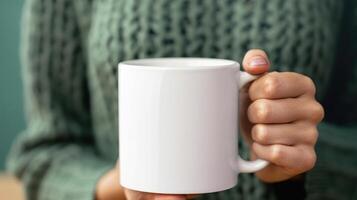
[119,57,239,70]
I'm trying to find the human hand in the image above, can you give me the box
[240,49,324,182]
[96,164,196,200]
[124,188,196,200]
[95,165,125,200]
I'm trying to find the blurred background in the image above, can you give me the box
[0,1,26,199]
[0,1,25,170]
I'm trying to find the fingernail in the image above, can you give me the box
[249,56,268,67]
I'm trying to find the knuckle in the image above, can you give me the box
[309,102,325,122]
[302,150,317,171]
[304,76,316,95]
[252,124,269,143]
[249,100,271,122]
[270,145,285,163]
[263,73,280,97]
[306,127,319,145]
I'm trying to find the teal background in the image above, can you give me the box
[0,0,25,170]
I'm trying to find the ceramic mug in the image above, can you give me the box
[118,58,268,194]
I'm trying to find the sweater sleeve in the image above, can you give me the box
[6,0,113,200]
[305,0,357,199]
[306,124,357,200]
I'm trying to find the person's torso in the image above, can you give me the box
[81,0,344,199]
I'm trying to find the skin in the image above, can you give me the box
[95,49,324,200]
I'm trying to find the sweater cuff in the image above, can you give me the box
[36,153,114,200]
[305,123,357,199]
[305,141,357,200]
[313,123,357,176]
[73,163,113,200]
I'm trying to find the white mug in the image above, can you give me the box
[119,58,268,194]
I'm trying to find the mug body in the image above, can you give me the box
[119,58,241,194]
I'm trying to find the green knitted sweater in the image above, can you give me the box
[6,0,357,199]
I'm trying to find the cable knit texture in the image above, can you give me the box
[6,0,357,199]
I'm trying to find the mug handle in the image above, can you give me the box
[235,71,269,173]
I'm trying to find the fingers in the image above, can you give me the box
[242,50,321,182]
[186,194,200,199]
[124,188,188,200]
[154,194,198,200]
[251,122,318,146]
[242,49,270,74]
[249,72,316,100]
[248,98,324,124]
[154,195,186,200]
[252,143,316,172]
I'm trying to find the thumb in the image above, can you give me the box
[242,49,270,75]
